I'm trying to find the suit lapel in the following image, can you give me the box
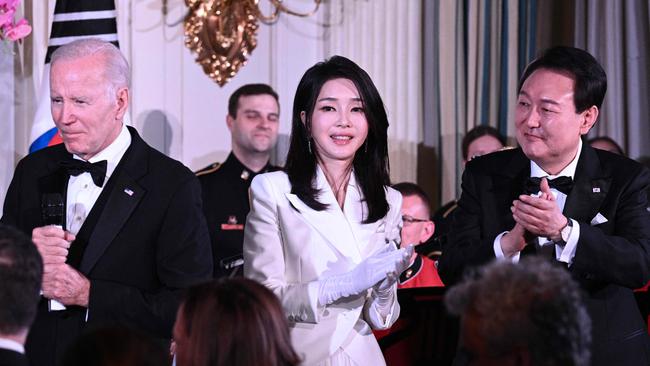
[79,127,147,274]
[490,149,530,232]
[563,145,610,222]
[284,167,362,263]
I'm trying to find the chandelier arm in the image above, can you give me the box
[268,0,321,18]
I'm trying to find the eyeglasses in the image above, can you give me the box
[402,215,429,225]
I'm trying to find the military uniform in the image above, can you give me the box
[196,152,281,277]
[398,254,444,288]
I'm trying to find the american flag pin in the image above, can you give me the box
[124,188,134,196]
[593,187,600,193]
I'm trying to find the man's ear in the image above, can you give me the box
[579,105,599,135]
[226,114,234,131]
[115,87,129,120]
[420,221,435,243]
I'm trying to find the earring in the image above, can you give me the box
[308,139,312,154]
[364,141,368,154]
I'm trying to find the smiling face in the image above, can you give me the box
[50,53,127,161]
[305,78,369,167]
[227,93,280,155]
[515,68,597,174]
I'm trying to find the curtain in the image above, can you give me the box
[423,0,537,206]
[575,0,650,160]
[324,0,423,184]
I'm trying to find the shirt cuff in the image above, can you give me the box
[494,231,521,263]
[558,219,580,266]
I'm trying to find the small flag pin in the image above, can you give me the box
[124,188,134,196]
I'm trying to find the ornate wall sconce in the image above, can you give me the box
[184,0,321,86]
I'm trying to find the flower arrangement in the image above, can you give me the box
[0,0,31,43]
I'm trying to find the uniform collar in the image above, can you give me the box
[223,152,275,181]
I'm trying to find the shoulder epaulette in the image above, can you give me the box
[195,162,222,177]
[441,201,458,219]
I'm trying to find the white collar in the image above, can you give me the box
[73,124,132,179]
[0,338,24,354]
[530,138,582,179]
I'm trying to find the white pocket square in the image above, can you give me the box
[590,212,608,226]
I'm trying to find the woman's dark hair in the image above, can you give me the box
[518,46,607,113]
[176,278,301,366]
[285,55,390,223]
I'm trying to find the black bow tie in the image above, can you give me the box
[60,159,108,187]
[524,176,574,195]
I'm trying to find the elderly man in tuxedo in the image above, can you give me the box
[1,39,212,366]
[438,46,650,365]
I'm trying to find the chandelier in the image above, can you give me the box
[184,0,321,86]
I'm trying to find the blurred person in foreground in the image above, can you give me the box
[438,46,650,365]
[446,257,591,366]
[1,38,212,365]
[243,55,412,365]
[61,326,168,366]
[0,224,43,366]
[173,278,300,366]
[587,136,625,156]
[392,182,443,288]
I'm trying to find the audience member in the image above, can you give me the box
[431,125,506,256]
[244,55,412,365]
[1,38,212,366]
[439,46,650,365]
[0,224,42,366]
[61,326,168,366]
[587,136,625,155]
[173,278,300,366]
[196,84,282,277]
[392,182,443,288]
[445,257,591,366]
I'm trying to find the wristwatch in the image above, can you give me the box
[560,217,573,243]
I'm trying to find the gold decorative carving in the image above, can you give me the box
[184,0,321,86]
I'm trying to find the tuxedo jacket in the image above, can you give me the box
[1,127,213,366]
[0,349,27,366]
[438,145,650,365]
[243,169,402,365]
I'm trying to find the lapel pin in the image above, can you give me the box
[592,187,600,193]
[124,188,134,196]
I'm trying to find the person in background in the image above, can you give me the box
[173,278,301,366]
[439,46,650,365]
[0,224,43,366]
[196,84,281,278]
[445,257,591,366]
[430,125,506,256]
[1,39,213,366]
[61,326,168,366]
[392,182,443,288]
[587,136,625,156]
[243,55,412,365]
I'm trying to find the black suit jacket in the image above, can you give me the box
[438,145,650,365]
[0,348,27,366]
[1,127,213,366]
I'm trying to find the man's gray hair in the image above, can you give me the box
[445,257,592,366]
[50,38,130,95]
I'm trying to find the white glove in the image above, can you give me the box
[373,244,414,309]
[317,243,414,306]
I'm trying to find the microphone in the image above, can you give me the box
[40,193,67,312]
[42,193,64,226]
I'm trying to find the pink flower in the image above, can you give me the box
[4,17,31,41]
[0,7,15,27]
[0,0,20,9]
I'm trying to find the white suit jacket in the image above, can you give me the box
[244,168,403,365]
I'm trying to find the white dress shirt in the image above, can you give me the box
[0,337,25,354]
[494,139,582,265]
[66,124,131,235]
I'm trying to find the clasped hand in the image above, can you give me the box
[32,225,90,306]
[502,178,568,256]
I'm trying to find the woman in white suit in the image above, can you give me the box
[244,56,413,365]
